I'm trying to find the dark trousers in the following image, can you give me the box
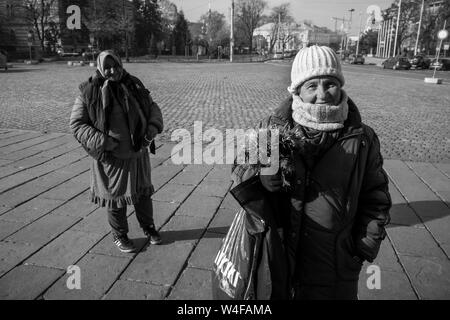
[106,196,154,237]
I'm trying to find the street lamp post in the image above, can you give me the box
[393,0,402,57]
[425,23,448,84]
[122,0,130,62]
[346,9,355,51]
[414,0,425,55]
[356,12,363,56]
[432,22,448,77]
[27,31,33,61]
[230,0,234,62]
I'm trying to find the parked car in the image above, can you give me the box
[429,58,450,71]
[382,56,411,70]
[409,55,430,69]
[349,54,365,64]
[0,50,7,71]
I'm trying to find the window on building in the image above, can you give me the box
[6,2,14,17]
[429,1,444,15]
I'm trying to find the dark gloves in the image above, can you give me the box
[104,136,119,151]
[146,125,159,142]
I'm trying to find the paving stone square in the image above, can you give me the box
[187,233,225,271]
[0,265,64,300]
[1,60,449,300]
[104,280,169,300]
[43,253,131,300]
[25,230,103,269]
[167,267,213,300]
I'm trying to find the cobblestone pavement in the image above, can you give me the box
[0,62,449,162]
[0,130,449,300]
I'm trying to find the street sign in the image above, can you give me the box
[444,44,450,50]
[438,30,448,40]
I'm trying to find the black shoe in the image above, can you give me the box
[144,225,162,245]
[113,234,137,253]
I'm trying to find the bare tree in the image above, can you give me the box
[268,3,294,54]
[44,20,60,53]
[200,10,229,55]
[383,0,421,56]
[420,0,450,55]
[117,0,134,62]
[22,0,57,52]
[235,0,267,52]
[83,0,126,51]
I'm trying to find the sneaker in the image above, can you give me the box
[144,225,162,245]
[113,234,137,253]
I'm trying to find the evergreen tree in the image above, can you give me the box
[235,0,267,52]
[359,29,379,55]
[172,11,191,55]
[133,0,163,55]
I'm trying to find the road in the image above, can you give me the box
[269,60,450,82]
[344,63,450,82]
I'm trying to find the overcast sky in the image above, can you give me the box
[174,0,395,36]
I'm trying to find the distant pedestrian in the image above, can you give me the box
[70,50,164,253]
[232,45,392,299]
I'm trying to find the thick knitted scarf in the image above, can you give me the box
[96,50,147,151]
[291,90,349,131]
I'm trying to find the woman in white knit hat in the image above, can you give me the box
[232,45,391,300]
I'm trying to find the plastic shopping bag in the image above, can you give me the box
[211,207,263,300]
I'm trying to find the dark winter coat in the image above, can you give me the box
[70,72,163,161]
[231,96,392,300]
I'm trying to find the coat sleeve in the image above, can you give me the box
[354,128,392,262]
[146,93,164,134]
[69,95,107,160]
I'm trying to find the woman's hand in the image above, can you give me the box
[146,125,159,141]
[104,136,119,151]
[260,172,282,192]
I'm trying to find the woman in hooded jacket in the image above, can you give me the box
[232,45,391,300]
[70,50,163,253]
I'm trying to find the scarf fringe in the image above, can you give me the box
[90,185,154,208]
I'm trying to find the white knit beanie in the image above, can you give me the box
[287,45,345,95]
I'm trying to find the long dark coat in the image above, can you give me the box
[231,96,392,300]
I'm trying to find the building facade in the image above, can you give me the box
[253,21,342,54]
[0,0,46,58]
[0,0,135,59]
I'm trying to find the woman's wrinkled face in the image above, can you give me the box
[103,56,121,81]
[298,76,342,105]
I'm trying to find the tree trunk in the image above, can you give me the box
[125,33,129,62]
[39,1,45,53]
